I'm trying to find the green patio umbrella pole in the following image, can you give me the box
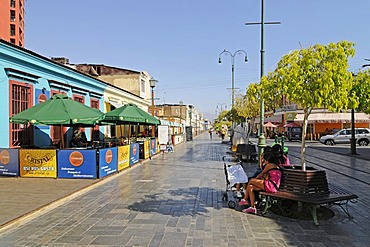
[61,124,65,149]
[120,125,123,140]
[128,124,131,144]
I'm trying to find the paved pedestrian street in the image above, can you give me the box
[0,133,369,246]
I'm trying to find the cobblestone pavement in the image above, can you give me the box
[0,133,369,246]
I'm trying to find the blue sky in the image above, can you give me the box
[25,1,370,120]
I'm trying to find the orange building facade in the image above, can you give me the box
[0,0,25,47]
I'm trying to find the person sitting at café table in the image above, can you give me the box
[141,128,148,137]
[70,126,88,147]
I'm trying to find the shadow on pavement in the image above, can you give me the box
[128,187,224,216]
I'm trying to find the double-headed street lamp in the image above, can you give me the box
[216,103,227,115]
[218,50,248,111]
[245,0,280,156]
[149,77,158,137]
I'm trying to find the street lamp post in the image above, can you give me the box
[216,103,227,115]
[179,100,183,135]
[245,0,280,156]
[218,50,248,112]
[149,77,158,137]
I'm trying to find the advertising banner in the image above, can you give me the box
[150,138,156,156]
[118,145,130,171]
[158,125,169,144]
[144,139,150,159]
[57,149,97,179]
[0,148,19,176]
[98,147,118,178]
[130,143,139,166]
[20,149,57,178]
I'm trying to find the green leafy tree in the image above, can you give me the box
[213,110,231,131]
[261,41,355,170]
[234,85,261,139]
[243,83,280,138]
[243,84,261,119]
[234,94,254,139]
[351,69,370,114]
[345,69,370,154]
[225,107,244,124]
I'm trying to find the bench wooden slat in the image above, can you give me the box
[259,168,358,225]
[260,191,357,204]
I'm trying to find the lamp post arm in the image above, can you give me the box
[234,50,248,62]
[218,49,232,59]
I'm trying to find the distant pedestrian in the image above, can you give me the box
[220,127,226,140]
[167,140,174,153]
[209,129,213,139]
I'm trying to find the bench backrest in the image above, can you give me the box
[279,168,330,195]
[236,144,247,153]
[245,144,257,154]
[236,144,257,154]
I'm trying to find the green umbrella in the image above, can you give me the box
[100,103,160,125]
[10,94,104,148]
[10,94,103,126]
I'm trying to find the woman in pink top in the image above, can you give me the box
[239,148,282,214]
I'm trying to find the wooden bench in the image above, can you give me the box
[226,144,258,162]
[259,168,358,225]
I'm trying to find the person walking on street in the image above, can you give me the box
[221,127,226,140]
[209,128,213,139]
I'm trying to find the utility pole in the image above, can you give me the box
[245,0,280,156]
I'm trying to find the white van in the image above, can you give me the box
[319,128,370,146]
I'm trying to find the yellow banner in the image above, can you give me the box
[144,140,150,159]
[118,145,130,171]
[20,149,57,178]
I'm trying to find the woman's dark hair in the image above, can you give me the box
[263,146,272,153]
[262,146,278,164]
[272,144,286,165]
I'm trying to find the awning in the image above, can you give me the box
[110,101,122,109]
[294,113,370,123]
[100,103,160,125]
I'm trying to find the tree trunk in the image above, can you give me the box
[301,109,310,171]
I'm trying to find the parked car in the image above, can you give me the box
[286,127,302,141]
[319,128,370,146]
